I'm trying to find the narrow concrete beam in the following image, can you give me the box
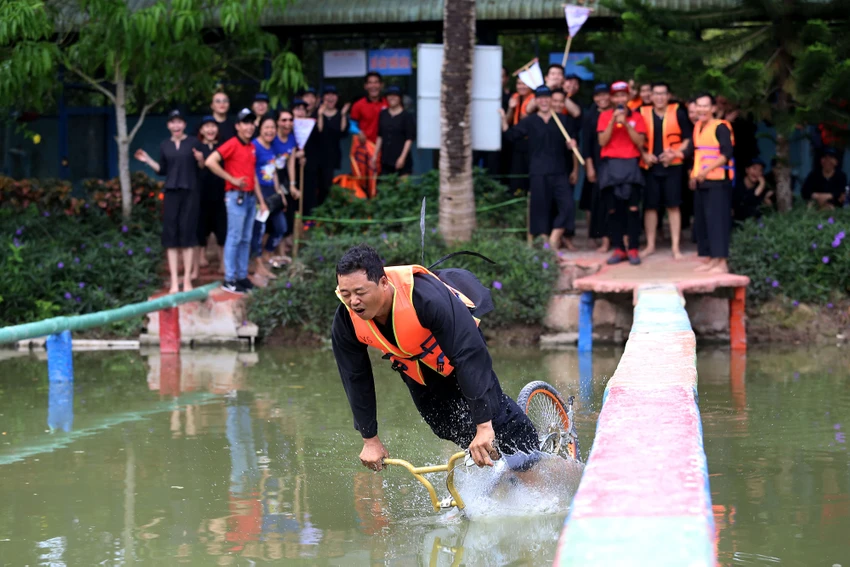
[554,284,714,567]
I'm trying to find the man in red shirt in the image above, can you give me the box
[349,72,388,197]
[597,81,648,265]
[205,108,268,294]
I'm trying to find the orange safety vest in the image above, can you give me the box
[336,265,478,386]
[692,119,736,181]
[640,104,684,169]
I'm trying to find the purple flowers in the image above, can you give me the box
[823,256,830,264]
[492,281,503,290]
[765,277,772,283]
[86,264,92,269]
[771,280,779,288]
[63,292,72,300]
[12,237,20,248]
[837,432,846,444]
[122,225,128,233]
[118,241,124,248]
[15,227,23,236]
[144,247,151,254]
[812,243,818,249]
[74,257,80,263]
[832,239,841,248]
[542,262,549,270]
[543,242,550,250]
[78,282,85,289]
[792,300,799,307]
[80,244,86,249]
[285,282,292,288]
[817,224,823,230]
[772,253,780,260]
[127,249,133,256]
[57,262,64,269]
[104,243,111,248]
[828,217,835,224]
[288,300,293,305]
[43,211,50,217]
[317,255,324,262]
[827,303,834,309]
[380,232,388,240]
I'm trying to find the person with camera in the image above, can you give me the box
[597,81,648,265]
[205,108,268,295]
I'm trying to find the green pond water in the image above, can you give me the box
[0,346,848,566]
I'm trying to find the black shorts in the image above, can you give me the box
[603,183,642,210]
[162,188,199,249]
[644,167,683,209]
[401,373,539,462]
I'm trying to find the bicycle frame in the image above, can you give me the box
[383,451,468,512]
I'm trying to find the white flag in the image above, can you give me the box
[293,118,316,150]
[565,5,592,37]
[518,60,544,90]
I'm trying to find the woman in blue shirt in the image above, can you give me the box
[251,116,289,279]
[274,110,299,259]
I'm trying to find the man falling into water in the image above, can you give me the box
[331,244,540,471]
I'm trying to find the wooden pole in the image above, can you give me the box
[526,195,533,246]
[511,57,539,77]
[550,110,585,165]
[293,160,305,259]
[561,35,573,68]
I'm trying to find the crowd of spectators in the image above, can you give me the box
[135,73,416,295]
[497,64,848,273]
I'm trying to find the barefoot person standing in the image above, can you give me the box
[671,92,735,274]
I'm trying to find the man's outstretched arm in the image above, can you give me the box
[331,306,388,470]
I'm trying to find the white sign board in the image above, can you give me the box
[293,118,316,150]
[416,44,503,152]
[323,50,367,78]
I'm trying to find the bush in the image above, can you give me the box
[309,169,525,237]
[248,227,557,338]
[0,205,163,328]
[729,206,850,305]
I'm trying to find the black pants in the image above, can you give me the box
[317,164,336,209]
[604,184,641,252]
[196,184,227,246]
[529,174,573,236]
[588,182,608,239]
[401,373,539,459]
[694,181,732,258]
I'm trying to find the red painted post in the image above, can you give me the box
[159,307,181,354]
[729,286,747,351]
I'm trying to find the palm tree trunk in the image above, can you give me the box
[438,0,476,243]
[114,67,133,220]
[773,134,793,212]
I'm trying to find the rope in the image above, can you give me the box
[302,197,526,225]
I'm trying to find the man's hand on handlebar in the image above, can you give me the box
[468,421,499,467]
[360,436,389,471]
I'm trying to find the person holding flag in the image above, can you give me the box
[291,107,317,257]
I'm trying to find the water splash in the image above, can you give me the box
[452,451,584,519]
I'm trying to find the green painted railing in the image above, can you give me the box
[0,282,219,345]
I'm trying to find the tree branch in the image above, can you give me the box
[65,62,116,104]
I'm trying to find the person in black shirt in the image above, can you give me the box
[194,115,227,276]
[733,158,773,223]
[292,99,321,217]
[316,85,351,207]
[501,86,580,252]
[582,84,612,252]
[372,86,415,177]
[208,90,236,142]
[134,109,204,293]
[331,245,539,471]
[802,147,847,210]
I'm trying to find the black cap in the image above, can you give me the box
[199,115,217,126]
[291,98,307,108]
[534,86,552,98]
[297,87,317,97]
[822,146,839,158]
[564,73,581,81]
[748,157,765,168]
[386,85,402,96]
[593,83,609,94]
[236,108,256,123]
[253,92,269,103]
[167,109,185,121]
[322,84,338,95]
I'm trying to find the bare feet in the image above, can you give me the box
[199,256,210,268]
[695,258,718,272]
[254,261,277,280]
[168,285,180,294]
[707,265,728,274]
[672,249,683,260]
[562,238,578,251]
[190,269,199,280]
[639,246,656,259]
[183,280,194,291]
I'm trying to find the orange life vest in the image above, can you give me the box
[336,265,477,386]
[640,104,683,169]
[692,119,736,181]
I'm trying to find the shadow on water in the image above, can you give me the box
[5,344,847,565]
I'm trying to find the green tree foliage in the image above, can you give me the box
[586,0,848,213]
[0,0,305,218]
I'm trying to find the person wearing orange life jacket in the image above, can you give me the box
[671,92,735,274]
[638,82,693,260]
[331,245,540,472]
